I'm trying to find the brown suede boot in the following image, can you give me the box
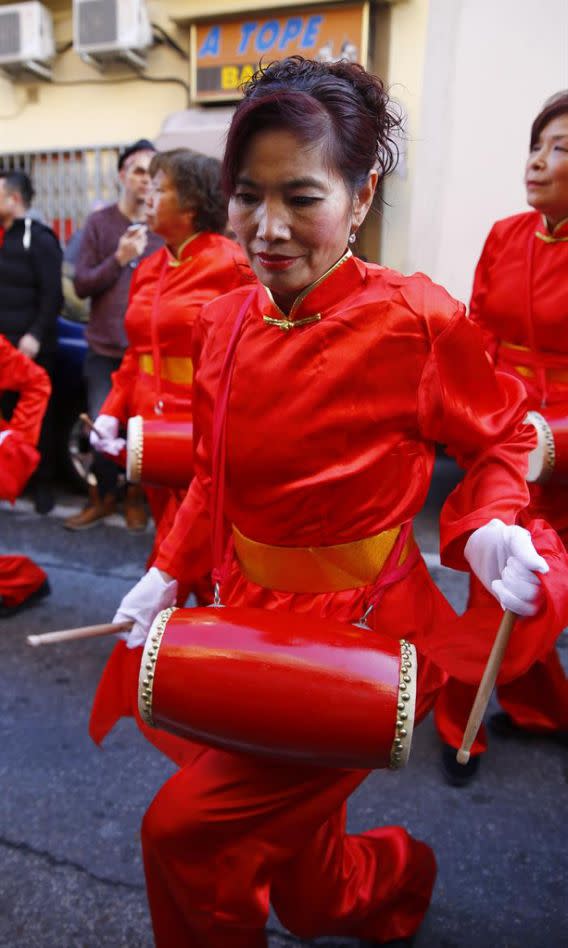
[63,485,116,531]
[124,483,148,533]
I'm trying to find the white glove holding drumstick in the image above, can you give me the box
[457,518,549,765]
[465,518,549,616]
[113,567,178,649]
[87,413,125,458]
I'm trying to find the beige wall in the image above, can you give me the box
[3,0,564,303]
[378,0,431,267]
[402,0,568,305]
[0,1,193,150]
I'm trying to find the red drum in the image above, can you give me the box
[138,606,416,770]
[126,414,193,489]
[525,409,568,484]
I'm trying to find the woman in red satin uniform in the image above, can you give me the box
[435,93,568,784]
[88,149,253,762]
[0,334,51,614]
[106,62,568,947]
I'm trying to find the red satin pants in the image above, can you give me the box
[435,577,568,753]
[142,746,436,948]
[0,555,46,608]
[435,648,568,753]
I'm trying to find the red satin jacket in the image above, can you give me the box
[101,232,253,422]
[0,333,51,443]
[469,210,568,537]
[153,253,568,684]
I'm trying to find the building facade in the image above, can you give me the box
[0,0,565,305]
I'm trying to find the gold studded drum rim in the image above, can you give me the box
[126,415,144,484]
[389,639,417,769]
[138,607,177,727]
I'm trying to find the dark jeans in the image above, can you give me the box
[84,348,123,498]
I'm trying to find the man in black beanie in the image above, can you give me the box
[65,139,162,531]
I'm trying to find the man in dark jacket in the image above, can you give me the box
[0,170,63,513]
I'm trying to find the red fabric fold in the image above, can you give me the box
[0,432,40,503]
[0,555,47,607]
[421,518,568,685]
[88,640,203,767]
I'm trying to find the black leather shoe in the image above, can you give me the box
[440,742,480,786]
[0,579,51,618]
[33,484,55,515]
[489,711,568,747]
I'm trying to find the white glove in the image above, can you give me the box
[113,567,178,649]
[89,414,125,456]
[0,429,13,446]
[465,518,549,617]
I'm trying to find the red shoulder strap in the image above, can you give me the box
[211,290,256,587]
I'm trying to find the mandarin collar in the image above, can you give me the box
[258,251,365,329]
[535,214,568,243]
[165,230,206,267]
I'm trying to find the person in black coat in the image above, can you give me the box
[0,170,63,513]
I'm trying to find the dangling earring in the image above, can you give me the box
[348,232,356,245]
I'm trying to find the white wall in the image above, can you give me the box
[400,0,568,305]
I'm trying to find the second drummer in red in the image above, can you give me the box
[435,92,568,783]
[88,149,253,762]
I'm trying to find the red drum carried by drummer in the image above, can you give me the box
[88,149,254,765]
[126,414,193,490]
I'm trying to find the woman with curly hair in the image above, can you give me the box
[88,148,253,764]
[107,61,566,946]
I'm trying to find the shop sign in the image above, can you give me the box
[191,2,369,102]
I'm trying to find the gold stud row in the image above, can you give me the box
[538,413,556,479]
[389,639,417,769]
[127,415,144,484]
[138,607,176,726]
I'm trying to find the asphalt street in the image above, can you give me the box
[0,459,566,948]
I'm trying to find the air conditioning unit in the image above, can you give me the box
[0,2,55,77]
[73,0,152,68]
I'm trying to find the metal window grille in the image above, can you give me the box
[0,145,124,246]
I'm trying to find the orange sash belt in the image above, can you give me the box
[232,523,415,593]
[139,354,193,385]
[499,341,568,383]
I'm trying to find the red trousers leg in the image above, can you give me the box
[0,555,47,608]
[141,747,436,948]
[272,804,436,942]
[497,648,568,732]
[434,676,488,754]
[89,641,202,767]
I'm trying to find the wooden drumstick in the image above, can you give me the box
[79,413,103,439]
[457,609,516,764]
[27,620,132,647]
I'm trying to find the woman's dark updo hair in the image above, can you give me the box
[530,90,568,149]
[150,148,228,234]
[222,56,403,197]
